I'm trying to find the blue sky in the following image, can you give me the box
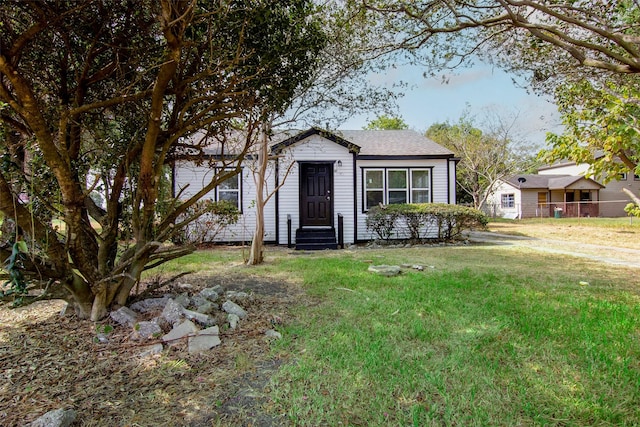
[338,63,564,150]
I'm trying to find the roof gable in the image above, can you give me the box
[270,127,360,155]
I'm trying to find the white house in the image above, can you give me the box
[173,128,458,248]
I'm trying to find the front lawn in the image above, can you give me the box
[263,246,640,426]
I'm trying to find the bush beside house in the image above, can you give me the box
[365,203,488,243]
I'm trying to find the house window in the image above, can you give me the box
[501,193,515,209]
[411,169,431,203]
[580,191,591,202]
[202,168,242,211]
[635,174,640,181]
[217,171,241,209]
[619,172,628,181]
[364,169,384,210]
[388,169,408,204]
[362,168,432,210]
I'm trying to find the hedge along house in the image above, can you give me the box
[173,127,457,249]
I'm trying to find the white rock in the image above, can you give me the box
[110,306,138,327]
[132,320,162,341]
[265,329,282,339]
[222,300,247,319]
[368,265,401,277]
[188,326,221,353]
[199,287,221,301]
[26,408,76,427]
[138,344,163,357]
[182,308,215,326]
[162,320,199,346]
[130,297,170,313]
[161,298,185,326]
[228,313,240,329]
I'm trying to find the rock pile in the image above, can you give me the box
[104,284,279,356]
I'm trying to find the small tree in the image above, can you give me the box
[426,111,531,210]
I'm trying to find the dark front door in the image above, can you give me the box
[300,162,333,227]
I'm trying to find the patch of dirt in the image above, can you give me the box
[0,271,305,427]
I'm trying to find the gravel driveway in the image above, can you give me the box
[466,230,640,269]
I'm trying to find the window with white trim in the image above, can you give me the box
[501,193,515,209]
[202,168,242,211]
[388,169,408,204]
[364,169,384,210]
[363,168,432,210]
[411,170,431,203]
[217,171,240,210]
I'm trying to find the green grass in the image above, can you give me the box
[261,247,640,426]
[492,216,640,229]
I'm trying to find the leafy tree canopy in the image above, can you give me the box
[541,76,640,181]
[364,115,409,130]
[0,0,326,319]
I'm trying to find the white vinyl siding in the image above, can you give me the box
[173,162,276,242]
[276,134,355,245]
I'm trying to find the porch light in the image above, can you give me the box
[336,160,342,167]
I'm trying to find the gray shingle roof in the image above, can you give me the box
[271,128,454,157]
[505,174,604,189]
[334,130,454,157]
[197,128,454,158]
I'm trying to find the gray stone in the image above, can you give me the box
[368,264,402,277]
[199,286,222,301]
[130,297,170,313]
[162,320,199,346]
[222,300,247,319]
[138,343,164,357]
[26,408,76,427]
[110,306,138,327]
[225,290,250,300]
[194,301,214,314]
[182,308,215,326]
[132,320,163,341]
[265,329,282,339]
[174,292,190,307]
[188,326,221,353]
[228,313,240,329]
[96,333,109,344]
[161,298,185,326]
[190,294,209,307]
[412,265,424,271]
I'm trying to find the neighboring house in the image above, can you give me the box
[538,160,640,217]
[487,174,604,219]
[173,127,457,248]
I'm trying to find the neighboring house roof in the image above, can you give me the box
[537,150,606,172]
[271,127,454,158]
[504,174,604,190]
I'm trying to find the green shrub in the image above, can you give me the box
[366,203,488,242]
